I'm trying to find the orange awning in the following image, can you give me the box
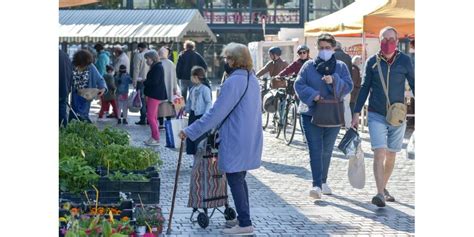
[363,0,414,37]
[305,0,414,37]
[59,0,100,8]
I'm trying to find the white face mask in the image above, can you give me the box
[318,49,334,61]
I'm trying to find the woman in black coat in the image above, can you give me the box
[143,50,168,146]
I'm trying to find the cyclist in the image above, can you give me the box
[256,47,289,78]
[277,45,311,77]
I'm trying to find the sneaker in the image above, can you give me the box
[371,193,386,207]
[322,183,332,195]
[225,219,239,228]
[135,120,147,125]
[144,138,160,146]
[384,189,395,202]
[123,119,128,125]
[222,225,254,235]
[309,186,322,199]
[117,119,122,124]
[107,113,117,118]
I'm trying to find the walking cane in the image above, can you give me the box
[166,138,185,235]
[66,102,80,121]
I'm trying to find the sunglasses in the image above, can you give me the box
[297,51,307,55]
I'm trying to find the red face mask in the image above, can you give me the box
[381,40,397,55]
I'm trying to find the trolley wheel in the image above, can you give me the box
[197,212,209,229]
[224,207,237,220]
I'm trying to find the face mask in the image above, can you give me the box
[224,63,235,75]
[381,40,397,55]
[318,49,334,61]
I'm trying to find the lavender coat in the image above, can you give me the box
[184,69,263,173]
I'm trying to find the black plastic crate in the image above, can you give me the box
[59,177,160,204]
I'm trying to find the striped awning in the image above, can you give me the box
[59,9,217,43]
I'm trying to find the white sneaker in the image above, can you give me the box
[309,186,322,199]
[144,138,160,146]
[322,183,332,195]
[222,225,254,235]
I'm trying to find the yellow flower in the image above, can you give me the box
[121,216,129,222]
[59,217,67,222]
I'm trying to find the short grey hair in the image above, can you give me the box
[352,55,362,64]
[144,50,159,63]
[158,47,169,59]
[335,41,342,49]
[379,26,399,40]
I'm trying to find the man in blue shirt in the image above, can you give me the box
[352,27,415,207]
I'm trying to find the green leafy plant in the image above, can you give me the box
[108,172,149,182]
[96,144,161,171]
[59,156,99,194]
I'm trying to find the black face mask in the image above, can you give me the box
[224,63,235,75]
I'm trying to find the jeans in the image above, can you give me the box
[179,79,193,103]
[59,97,68,127]
[117,96,129,119]
[69,92,92,123]
[367,112,407,152]
[301,115,340,188]
[226,171,252,227]
[146,97,160,141]
[137,82,147,122]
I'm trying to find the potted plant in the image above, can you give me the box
[134,208,147,236]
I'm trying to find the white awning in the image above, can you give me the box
[59,9,217,43]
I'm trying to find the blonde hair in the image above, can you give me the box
[221,43,253,71]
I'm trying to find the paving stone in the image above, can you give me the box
[90,98,415,236]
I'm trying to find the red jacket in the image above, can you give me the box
[277,58,311,77]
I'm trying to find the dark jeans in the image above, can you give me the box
[226,171,252,227]
[137,82,147,122]
[59,97,68,127]
[179,79,193,103]
[301,115,340,188]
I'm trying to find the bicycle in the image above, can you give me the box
[259,77,271,129]
[280,75,300,145]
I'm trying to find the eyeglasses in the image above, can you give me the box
[297,51,307,55]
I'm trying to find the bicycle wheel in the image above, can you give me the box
[273,112,282,138]
[283,102,297,145]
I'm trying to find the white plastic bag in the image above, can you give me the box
[348,143,365,189]
[128,90,142,113]
[165,117,188,149]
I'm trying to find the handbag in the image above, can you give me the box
[77,88,99,101]
[311,83,344,127]
[128,89,142,112]
[158,101,177,118]
[376,56,407,126]
[165,110,188,149]
[337,128,360,156]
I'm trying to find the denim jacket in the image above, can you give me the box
[185,84,212,116]
[115,73,132,95]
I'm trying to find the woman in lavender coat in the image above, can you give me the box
[179,43,262,236]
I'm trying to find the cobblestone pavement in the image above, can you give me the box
[91,102,415,237]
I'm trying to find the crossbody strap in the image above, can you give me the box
[376,56,390,110]
[216,70,250,130]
